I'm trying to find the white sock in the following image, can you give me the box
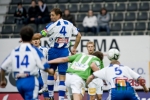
[40,70,48,89]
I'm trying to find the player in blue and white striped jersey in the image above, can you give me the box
[32,34,50,100]
[86,49,149,100]
[36,8,81,100]
[0,26,51,100]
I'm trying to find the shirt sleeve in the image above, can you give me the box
[68,53,80,62]
[82,16,87,27]
[126,66,140,80]
[33,46,49,70]
[93,68,106,80]
[94,16,98,27]
[72,25,79,35]
[42,47,48,59]
[0,54,12,71]
[92,58,104,69]
[40,22,54,37]
[100,13,110,22]
[92,60,101,68]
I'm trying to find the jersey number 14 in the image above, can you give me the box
[15,55,29,68]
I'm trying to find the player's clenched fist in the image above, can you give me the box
[71,47,77,55]
[0,80,6,88]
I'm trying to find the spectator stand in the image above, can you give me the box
[0,0,149,38]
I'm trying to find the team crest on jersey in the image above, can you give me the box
[70,62,89,71]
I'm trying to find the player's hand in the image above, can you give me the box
[71,47,76,55]
[0,80,6,88]
[144,88,149,93]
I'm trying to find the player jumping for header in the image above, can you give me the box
[36,8,81,100]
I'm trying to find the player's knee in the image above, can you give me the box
[90,95,95,100]
[48,69,55,75]
[59,72,66,81]
[97,95,102,100]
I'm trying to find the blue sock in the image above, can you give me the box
[47,75,54,97]
[58,81,66,100]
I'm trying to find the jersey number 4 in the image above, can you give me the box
[59,26,67,36]
[15,55,29,68]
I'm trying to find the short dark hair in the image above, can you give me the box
[92,51,104,61]
[100,8,107,15]
[51,8,62,17]
[20,26,34,42]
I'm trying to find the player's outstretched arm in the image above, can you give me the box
[138,77,149,93]
[86,75,95,87]
[47,57,69,64]
[85,63,100,87]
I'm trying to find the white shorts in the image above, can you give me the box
[65,73,85,96]
[88,78,103,95]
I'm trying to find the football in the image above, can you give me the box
[107,49,120,61]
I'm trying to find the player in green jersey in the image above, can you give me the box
[47,51,104,100]
[87,41,104,100]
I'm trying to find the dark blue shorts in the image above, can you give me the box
[48,48,69,73]
[109,86,139,100]
[16,76,39,100]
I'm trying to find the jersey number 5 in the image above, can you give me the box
[59,26,67,36]
[115,67,122,75]
[15,55,29,68]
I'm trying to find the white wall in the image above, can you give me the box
[0,36,150,92]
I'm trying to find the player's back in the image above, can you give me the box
[11,43,40,76]
[101,64,140,100]
[50,19,74,37]
[46,19,78,48]
[67,53,101,79]
[39,46,48,58]
[104,64,140,88]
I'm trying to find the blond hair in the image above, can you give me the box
[86,41,95,47]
